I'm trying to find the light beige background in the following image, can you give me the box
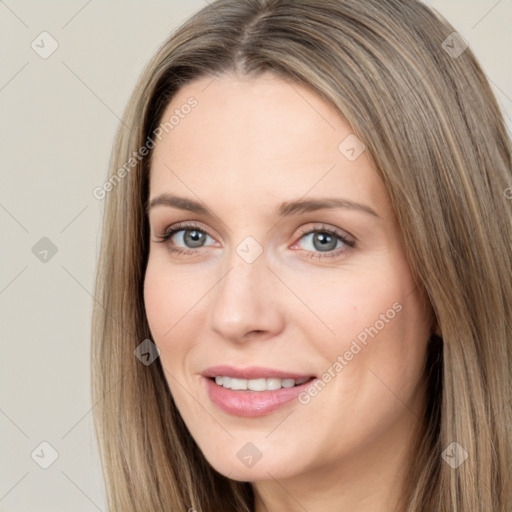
[1,1,510,510]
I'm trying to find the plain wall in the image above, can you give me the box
[1,1,510,510]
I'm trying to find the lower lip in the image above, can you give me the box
[203,377,317,417]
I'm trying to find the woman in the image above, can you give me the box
[91,1,512,510]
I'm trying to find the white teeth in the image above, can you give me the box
[229,378,247,390]
[247,378,266,391]
[265,378,281,390]
[213,376,311,391]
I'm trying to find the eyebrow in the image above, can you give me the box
[146,193,381,219]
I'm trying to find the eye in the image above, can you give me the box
[291,224,355,260]
[153,222,216,255]
[153,222,355,260]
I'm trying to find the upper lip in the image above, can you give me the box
[202,365,316,380]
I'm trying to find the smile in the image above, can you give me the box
[212,376,311,391]
[201,366,318,417]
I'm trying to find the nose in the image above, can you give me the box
[208,248,285,343]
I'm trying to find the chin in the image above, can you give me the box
[202,446,302,482]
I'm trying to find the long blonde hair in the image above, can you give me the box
[91,1,512,510]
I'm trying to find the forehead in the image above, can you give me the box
[149,72,389,216]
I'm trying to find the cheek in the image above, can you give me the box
[143,256,217,386]
[288,265,408,352]
[292,271,429,459]
[143,256,201,338]
[143,261,172,340]
[143,258,194,364]
[297,258,429,395]
[337,277,428,413]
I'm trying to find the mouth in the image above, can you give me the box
[201,364,316,382]
[201,365,318,417]
[209,375,314,391]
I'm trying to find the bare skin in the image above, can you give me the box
[144,71,432,512]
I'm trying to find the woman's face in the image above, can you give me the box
[144,71,432,485]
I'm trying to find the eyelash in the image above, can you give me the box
[154,222,356,260]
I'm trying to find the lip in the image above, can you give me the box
[201,365,315,380]
[201,365,318,417]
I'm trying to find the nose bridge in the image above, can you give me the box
[208,238,282,341]
[221,233,269,295]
